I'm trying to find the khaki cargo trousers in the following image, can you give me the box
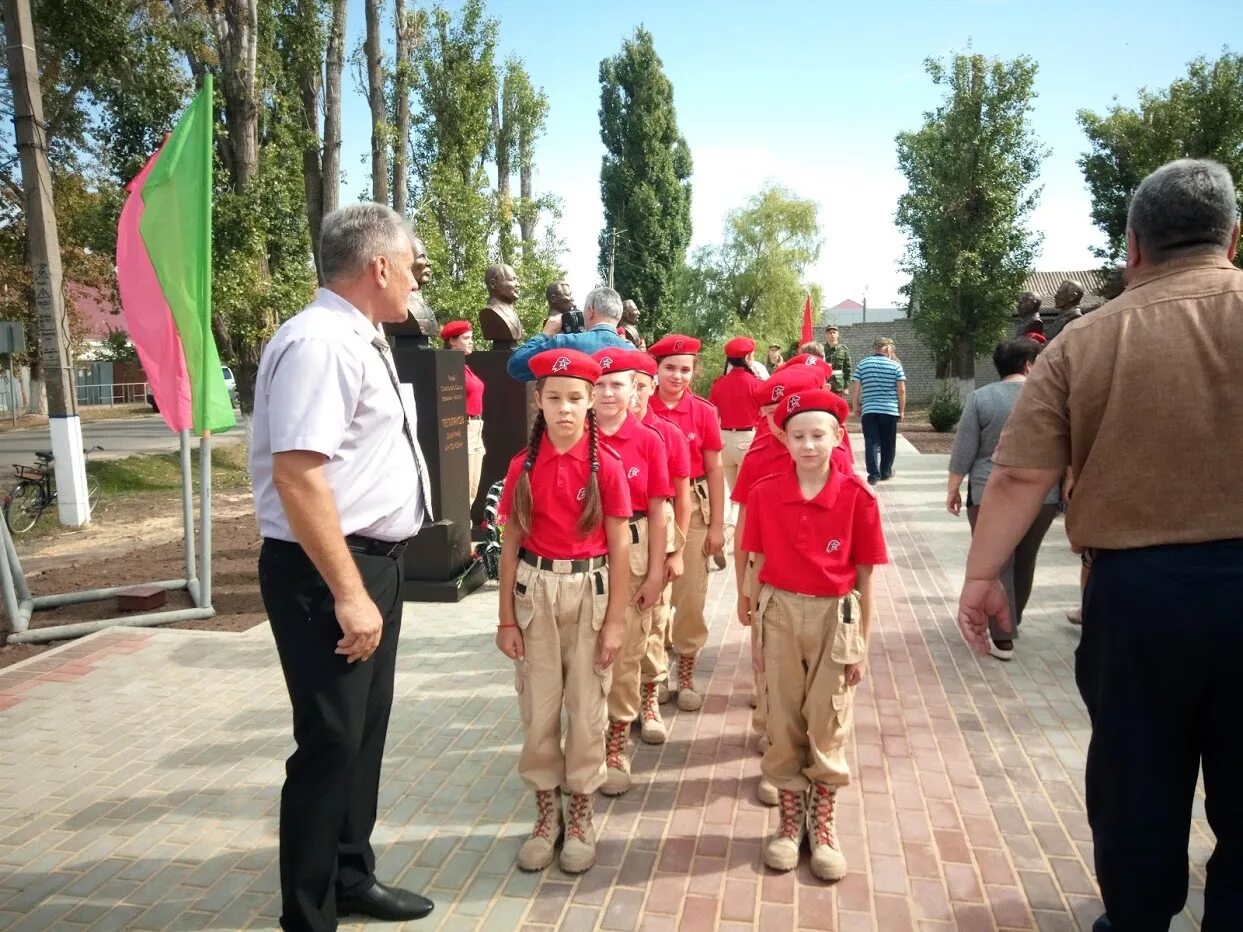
[757,586,866,792]
[608,516,656,723]
[512,559,611,795]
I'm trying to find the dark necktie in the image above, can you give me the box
[371,335,431,517]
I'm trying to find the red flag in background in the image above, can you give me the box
[800,294,814,345]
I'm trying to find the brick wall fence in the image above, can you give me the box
[819,319,998,404]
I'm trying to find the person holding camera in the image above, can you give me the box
[506,285,632,382]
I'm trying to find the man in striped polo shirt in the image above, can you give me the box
[850,337,906,485]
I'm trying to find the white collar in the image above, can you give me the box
[315,287,384,342]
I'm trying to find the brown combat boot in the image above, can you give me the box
[763,789,806,872]
[675,653,703,711]
[516,789,561,871]
[807,783,848,881]
[559,793,597,874]
[639,682,668,745]
[602,720,632,796]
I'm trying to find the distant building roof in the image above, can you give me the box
[1023,269,1110,312]
[823,307,907,326]
[828,298,864,311]
[67,282,124,341]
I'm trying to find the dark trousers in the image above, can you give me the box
[967,503,1059,642]
[861,413,899,481]
[1076,539,1243,932]
[259,539,404,932]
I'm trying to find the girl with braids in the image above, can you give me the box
[495,349,632,875]
[647,334,725,713]
[590,349,671,797]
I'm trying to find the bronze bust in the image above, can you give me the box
[546,281,574,315]
[480,263,523,347]
[619,298,642,346]
[1048,279,1085,339]
[387,236,437,346]
[1016,291,1043,337]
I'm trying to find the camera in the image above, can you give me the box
[560,308,584,333]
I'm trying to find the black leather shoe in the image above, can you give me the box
[339,881,434,921]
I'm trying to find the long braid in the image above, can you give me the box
[512,409,546,537]
[577,407,604,536]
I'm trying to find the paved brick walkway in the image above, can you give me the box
[0,445,1209,931]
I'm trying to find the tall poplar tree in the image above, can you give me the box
[598,27,692,337]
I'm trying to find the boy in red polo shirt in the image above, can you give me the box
[592,350,671,794]
[631,353,691,743]
[709,336,764,554]
[741,389,887,881]
[648,334,726,712]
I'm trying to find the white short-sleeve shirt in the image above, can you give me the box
[250,288,427,543]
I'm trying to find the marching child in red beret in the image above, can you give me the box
[709,336,765,560]
[647,334,726,712]
[496,349,632,874]
[630,352,692,743]
[740,388,888,881]
[591,350,671,795]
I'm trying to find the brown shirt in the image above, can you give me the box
[994,254,1243,550]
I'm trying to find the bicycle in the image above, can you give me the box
[4,446,104,534]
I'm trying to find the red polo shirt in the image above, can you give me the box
[643,407,691,480]
[498,432,632,559]
[709,368,763,430]
[464,364,484,417]
[653,391,723,480]
[600,414,674,511]
[742,463,888,597]
[732,431,854,505]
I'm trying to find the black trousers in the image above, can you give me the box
[259,539,404,932]
[861,413,899,481]
[967,503,1059,642]
[1077,539,1243,932]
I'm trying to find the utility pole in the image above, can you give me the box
[3,0,91,526]
[606,228,626,289]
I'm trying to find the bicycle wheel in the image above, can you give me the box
[85,474,102,517]
[5,480,45,534]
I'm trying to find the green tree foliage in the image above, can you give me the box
[1078,51,1243,264]
[895,53,1046,379]
[673,185,821,393]
[598,27,693,337]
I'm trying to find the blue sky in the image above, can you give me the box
[339,0,1242,307]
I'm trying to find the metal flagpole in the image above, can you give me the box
[179,430,199,605]
[199,431,212,609]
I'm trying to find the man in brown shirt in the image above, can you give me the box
[958,159,1243,932]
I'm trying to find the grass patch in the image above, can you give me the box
[86,443,251,495]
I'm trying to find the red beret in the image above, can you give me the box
[751,366,823,406]
[529,348,601,384]
[593,348,642,376]
[775,388,850,430]
[1026,332,1048,345]
[724,336,756,358]
[778,353,834,382]
[439,320,472,341]
[632,353,658,378]
[648,334,701,357]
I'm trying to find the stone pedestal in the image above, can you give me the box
[469,349,535,525]
[391,343,485,602]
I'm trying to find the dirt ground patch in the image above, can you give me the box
[1,495,264,669]
[901,421,957,455]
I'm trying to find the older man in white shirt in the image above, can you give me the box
[251,203,434,931]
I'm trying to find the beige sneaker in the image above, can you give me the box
[756,776,779,806]
[675,654,703,711]
[602,720,632,796]
[763,789,806,872]
[657,682,670,704]
[559,793,597,874]
[640,683,668,745]
[807,783,848,881]
[516,789,562,871]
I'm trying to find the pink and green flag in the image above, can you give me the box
[116,75,234,435]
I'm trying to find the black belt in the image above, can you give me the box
[345,534,409,559]
[519,549,607,573]
[630,510,647,520]
[721,426,755,432]
[468,414,483,421]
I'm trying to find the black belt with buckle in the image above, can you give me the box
[630,510,647,520]
[519,549,607,573]
[721,426,755,432]
[346,534,409,559]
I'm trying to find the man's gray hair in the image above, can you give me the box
[319,203,413,283]
[1128,159,1238,260]
[584,287,623,321]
